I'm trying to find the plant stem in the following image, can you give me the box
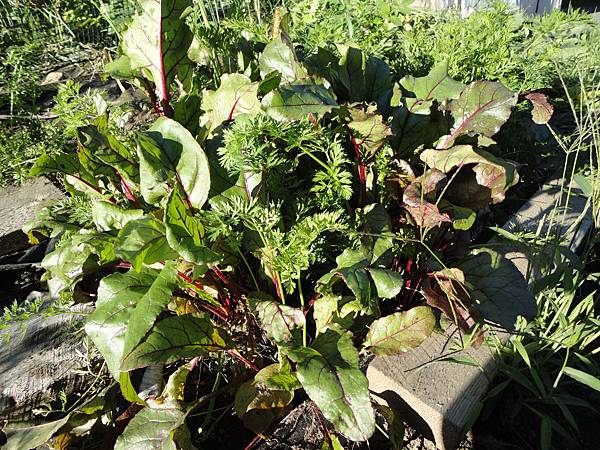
[297,273,307,346]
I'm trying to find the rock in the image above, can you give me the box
[367,178,593,450]
[0,177,64,256]
[0,301,92,422]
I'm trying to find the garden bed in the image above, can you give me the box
[1,1,599,450]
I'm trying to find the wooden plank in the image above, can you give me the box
[367,179,593,450]
[0,301,93,422]
[0,177,64,256]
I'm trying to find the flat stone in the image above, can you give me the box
[0,301,92,422]
[367,178,593,450]
[0,177,64,256]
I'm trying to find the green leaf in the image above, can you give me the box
[78,123,139,182]
[164,184,221,266]
[262,81,337,121]
[201,73,261,130]
[420,145,519,206]
[119,0,194,99]
[30,153,80,177]
[137,117,211,209]
[2,416,70,450]
[116,216,178,271]
[346,105,391,160]
[42,232,115,291]
[121,315,231,370]
[328,47,392,105]
[122,262,178,356]
[235,370,295,416]
[173,92,201,135]
[400,62,464,104]
[363,306,436,355]
[249,296,305,347]
[373,404,405,450]
[446,204,476,230]
[287,327,375,441]
[114,406,190,450]
[457,248,536,330]
[92,201,144,232]
[563,367,600,393]
[366,268,403,299]
[259,36,307,83]
[440,81,517,148]
[86,269,158,377]
[256,362,301,391]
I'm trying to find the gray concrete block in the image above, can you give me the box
[0,177,64,256]
[367,178,593,450]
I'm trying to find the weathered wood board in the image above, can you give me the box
[367,178,593,450]
[0,177,64,256]
[0,302,92,422]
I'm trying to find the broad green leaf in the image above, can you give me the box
[457,248,536,330]
[235,367,295,416]
[234,372,293,434]
[30,153,80,177]
[262,82,337,121]
[259,36,307,83]
[256,362,301,391]
[287,327,375,441]
[329,47,392,105]
[346,105,391,159]
[2,416,70,450]
[447,204,476,230]
[390,92,448,156]
[363,306,436,355]
[366,268,403,299]
[249,296,305,347]
[78,123,139,182]
[420,145,519,206]
[114,406,191,450]
[119,0,193,101]
[400,62,464,104]
[86,269,157,377]
[42,232,115,291]
[138,117,210,209]
[164,184,221,266]
[104,54,140,79]
[116,216,178,271]
[122,262,178,356]
[92,201,143,232]
[173,92,201,135]
[201,73,261,130]
[121,315,231,370]
[440,81,517,148]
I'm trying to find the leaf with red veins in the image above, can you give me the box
[440,81,517,148]
[201,73,261,132]
[363,306,436,355]
[403,168,451,228]
[249,295,305,347]
[525,92,554,125]
[120,0,194,109]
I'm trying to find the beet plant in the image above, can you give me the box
[10,0,549,447]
